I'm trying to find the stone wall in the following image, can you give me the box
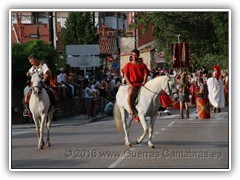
[119,36,135,54]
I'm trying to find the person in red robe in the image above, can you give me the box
[122,49,150,119]
[158,90,172,115]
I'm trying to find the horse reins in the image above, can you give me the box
[142,84,161,95]
[142,81,178,97]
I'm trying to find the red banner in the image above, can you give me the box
[171,43,189,68]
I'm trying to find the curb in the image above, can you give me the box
[12,114,107,129]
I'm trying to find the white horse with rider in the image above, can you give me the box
[114,75,178,148]
[29,72,54,149]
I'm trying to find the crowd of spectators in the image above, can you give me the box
[149,66,229,116]
[53,64,123,119]
[52,64,228,120]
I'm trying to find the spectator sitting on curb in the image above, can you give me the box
[104,99,114,116]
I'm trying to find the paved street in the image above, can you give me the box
[11,106,229,170]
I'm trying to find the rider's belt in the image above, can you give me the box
[133,83,142,87]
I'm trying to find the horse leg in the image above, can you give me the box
[148,114,157,149]
[45,119,51,147]
[46,110,53,147]
[121,109,131,147]
[38,115,46,150]
[127,117,133,133]
[33,116,41,147]
[136,113,148,144]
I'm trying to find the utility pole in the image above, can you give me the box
[134,28,137,49]
[134,12,137,49]
[53,12,58,49]
[36,12,40,39]
[92,12,95,27]
[48,12,54,46]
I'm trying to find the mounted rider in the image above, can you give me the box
[121,49,150,121]
[23,54,59,117]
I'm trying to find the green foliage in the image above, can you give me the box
[135,11,229,70]
[12,43,29,86]
[61,12,99,47]
[25,40,59,70]
[198,54,228,70]
[12,40,60,87]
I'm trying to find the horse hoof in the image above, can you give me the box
[46,142,51,147]
[150,145,155,149]
[125,144,132,148]
[136,141,140,144]
[38,146,43,150]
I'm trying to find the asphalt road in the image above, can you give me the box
[11,106,229,170]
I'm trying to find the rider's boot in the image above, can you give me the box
[134,116,140,123]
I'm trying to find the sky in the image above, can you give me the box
[1,0,239,178]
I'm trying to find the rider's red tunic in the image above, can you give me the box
[122,62,150,87]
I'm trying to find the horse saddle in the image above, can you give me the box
[26,87,56,108]
[46,88,55,106]
[131,86,142,114]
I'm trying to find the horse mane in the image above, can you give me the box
[31,73,42,87]
[144,75,167,90]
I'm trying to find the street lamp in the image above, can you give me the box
[175,34,181,69]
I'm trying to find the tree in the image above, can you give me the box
[134,11,229,70]
[12,40,60,88]
[61,12,99,47]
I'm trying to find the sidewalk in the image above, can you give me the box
[12,113,107,129]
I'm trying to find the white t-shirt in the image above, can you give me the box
[28,63,49,77]
[57,73,64,83]
[84,87,93,99]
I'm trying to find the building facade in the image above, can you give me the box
[11,11,68,51]
[11,11,160,73]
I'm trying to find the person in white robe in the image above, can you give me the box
[207,65,225,113]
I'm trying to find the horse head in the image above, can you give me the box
[31,73,43,97]
[165,75,178,101]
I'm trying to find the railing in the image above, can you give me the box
[56,97,109,118]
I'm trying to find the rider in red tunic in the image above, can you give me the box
[122,49,150,119]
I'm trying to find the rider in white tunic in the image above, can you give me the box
[23,54,58,116]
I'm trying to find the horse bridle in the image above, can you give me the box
[30,73,44,95]
[31,85,43,95]
[167,80,178,97]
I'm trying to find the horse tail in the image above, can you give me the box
[113,102,122,133]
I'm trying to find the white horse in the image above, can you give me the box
[29,73,54,149]
[114,75,178,148]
